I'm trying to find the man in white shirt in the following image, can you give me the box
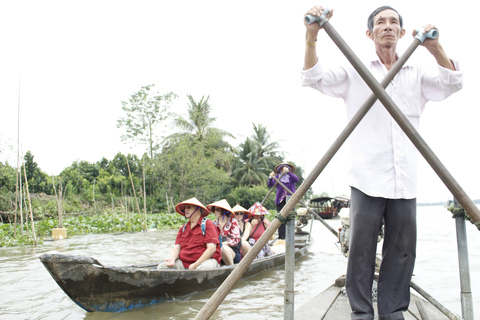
[301,5,463,320]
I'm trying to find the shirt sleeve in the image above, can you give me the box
[421,59,463,102]
[203,219,220,244]
[288,172,299,183]
[301,60,350,98]
[267,177,275,187]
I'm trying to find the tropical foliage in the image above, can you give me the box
[0,86,313,247]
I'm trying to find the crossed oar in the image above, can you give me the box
[194,10,478,319]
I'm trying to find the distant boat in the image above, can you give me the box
[309,196,350,219]
[40,230,313,313]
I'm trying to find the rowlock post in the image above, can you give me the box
[454,198,474,320]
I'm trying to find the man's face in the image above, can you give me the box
[184,205,197,216]
[367,9,405,46]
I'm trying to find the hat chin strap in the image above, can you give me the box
[185,206,199,219]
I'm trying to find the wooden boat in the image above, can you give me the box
[295,275,460,320]
[40,230,313,313]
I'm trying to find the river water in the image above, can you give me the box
[0,205,479,320]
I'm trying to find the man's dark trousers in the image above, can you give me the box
[346,187,417,320]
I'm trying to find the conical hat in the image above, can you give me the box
[232,204,249,213]
[176,197,209,216]
[248,202,270,216]
[275,162,295,174]
[207,199,234,215]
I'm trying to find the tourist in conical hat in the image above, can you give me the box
[268,162,299,240]
[157,197,221,270]
[246,202,272,259]
[232,204,252,257]
[208,199,242,265]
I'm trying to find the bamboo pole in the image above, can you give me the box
[16,79,23,235]
[18,166,24,235]
[58,181,63,228]
[52,176,63,228]
[14,169,19,237]
[143,157,147,231]
[93,178,97,214]
[125,155,142,220]
[166,193,171,214]
[22,160,37,246]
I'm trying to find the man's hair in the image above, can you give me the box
[367,6,403,31]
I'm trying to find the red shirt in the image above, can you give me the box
[216,217,241,247]
[175,218,221,269]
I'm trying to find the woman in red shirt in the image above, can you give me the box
[247,202,272,259]
[208,199,242,265]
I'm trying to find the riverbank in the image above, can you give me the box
[0,209,279,247]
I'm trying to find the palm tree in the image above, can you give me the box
[173,94,233,141]
[250,123,283,175]
[165,94,235,173]
[232,138,270,186]
[232,124,283,186]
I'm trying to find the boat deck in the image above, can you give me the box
[295,276,455,320]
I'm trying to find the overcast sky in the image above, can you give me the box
[1,0,478,203]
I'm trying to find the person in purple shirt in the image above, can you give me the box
[267,163,299,239]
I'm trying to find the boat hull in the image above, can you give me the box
[40,232,313,312]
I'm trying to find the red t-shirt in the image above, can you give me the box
[175,218,221,269]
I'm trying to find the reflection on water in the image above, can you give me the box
[0,205,479,319]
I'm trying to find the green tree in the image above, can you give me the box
[0,162,16,193]
[22,151,51,194]
[232,124,282,186]
[156,135,231,203]
[117,85,177,159]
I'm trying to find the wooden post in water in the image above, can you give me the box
[284,195,295,320]
[454,198,474,320]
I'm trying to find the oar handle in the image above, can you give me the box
[305,8,330,26]
[415,28,438,44]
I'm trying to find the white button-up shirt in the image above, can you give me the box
[301,57,463,199]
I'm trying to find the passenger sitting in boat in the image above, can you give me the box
[157,197,221,270]
[208,199,242,265]
[232,204,252,257]
[247,202,272,259]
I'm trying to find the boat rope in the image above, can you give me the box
[446,204,480,231]
[275,212,296,224]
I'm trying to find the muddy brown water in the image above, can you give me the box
[1,205,479,319]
